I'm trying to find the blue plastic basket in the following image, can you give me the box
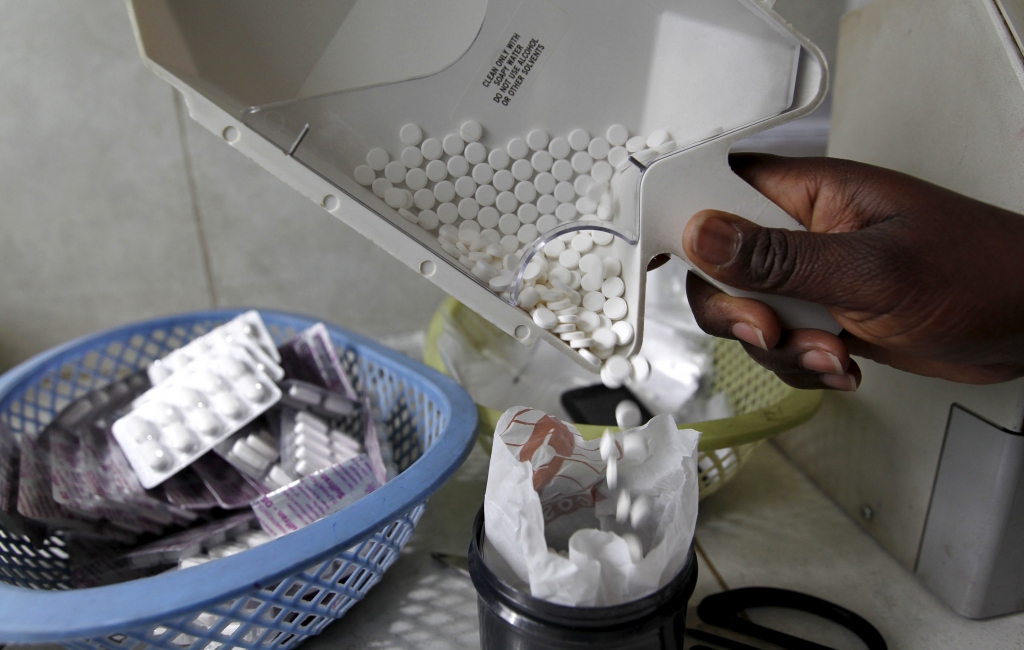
[0,309,478,648]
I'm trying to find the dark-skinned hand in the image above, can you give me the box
[652,153,1024,391]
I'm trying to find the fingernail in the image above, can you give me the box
[801,350,844,375]
[693,214,741,266]
[732,322,768,350]
[821,373,859,391]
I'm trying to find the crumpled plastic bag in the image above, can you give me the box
[483,406,700,606]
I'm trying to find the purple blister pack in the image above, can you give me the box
[191,454,262,510]
[278,324,358,400]
[162,468,220,511]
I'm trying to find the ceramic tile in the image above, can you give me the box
[695,443,1024,649]
[180,115,446,340]
[0,1,213,372]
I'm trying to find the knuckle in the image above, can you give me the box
[745,228,800,291]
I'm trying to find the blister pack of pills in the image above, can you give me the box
[278,409,365,481]
[161,468,220,511]
[113,346,283,489]
[178,526,272,570]
[0,419,29,536]
[278,379,359,422]
[124,511,257,568]
[190,454,265,509]
[252,453,380,539]
[278,324,357,401]
[214,419,295,491]
[148,311,282,385]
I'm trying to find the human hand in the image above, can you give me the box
[675,153,1024,390]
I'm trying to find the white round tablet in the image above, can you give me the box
[577,310,601,332]
[495,191,518,214]
[515,181,537,204]
[443,133,465,156]
[454,176,477,198]
[591,161,613,184]
[518,202,539,224]
[437,202,459,224]
[533,172,556,195]
[511,158,534,181]
[611,321,634,346]
[489,273,514,292]
[425,159,448,182]
[588,137,610,160]
[434,180,456,203]
[501,234,521,253]
[523,128,546,150]
[493,169,515,192]
[531,150,553,173]
[554,181,576,203]
[603,296,627,320]
[421,138,443,160]
[405,167,428,191]
[571,233,594,253]
[402,189,414,209]
[518,286,540,310]
[384,160,407,183]
[447,155,469,178]
[571,151,593,174]
[555,202,577,222]
[592,327,617,350]
[559,248,581,269]
[478,206,500,229]
[366,147,389,170]
[400,123,423,145]
[523,261,544,282]
[414,188,436,210]
[548,136,571,159]
[578,253,602,274]
[384,187,405,208]
[401,146,423,169]
[592,230,614,246]
[418,209,439,231]
[464,141,487,164]
[625,135,646,153]
[568,128,590,151]
[544,238,565,258]
[475,184,497,206]
[580,272,603,293]
[606,124,629,146]
[537,194,558,214]
[488,148,510,170]
[573,174,593,197]
[533,307,557,329]
[550,159,572,183]
[604,354,632,384]
[646,129,670,148]
[459,198,480,219]
[607,146,629,168]
[602,276,624,298]
[576,196,597,215]
[439,224,459,242]
[507,137,529,159]
[354,165,375,186]
[615,400,642,430]
[537,214,559,233]
[498,212,521,235]
[518,223,539,244]
[473,163,494,185]
[460,120,482,142]
[583,291,606,312]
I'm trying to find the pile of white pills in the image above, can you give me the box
[355,122,678,384]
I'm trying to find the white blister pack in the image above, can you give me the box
[113,346,283,489]
[148,311,282,385]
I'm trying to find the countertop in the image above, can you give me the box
[298,441,1024,649]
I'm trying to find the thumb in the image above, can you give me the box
[683,209,884,309]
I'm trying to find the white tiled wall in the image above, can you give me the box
[0,0,445,373]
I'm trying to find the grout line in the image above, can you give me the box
[694,536,730,592]
[172,89,219,308]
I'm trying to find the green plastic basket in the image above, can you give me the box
[424,298,823,499]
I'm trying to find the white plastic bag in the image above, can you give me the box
[483,407,700,606]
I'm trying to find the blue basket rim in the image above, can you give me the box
[0,309,478,642]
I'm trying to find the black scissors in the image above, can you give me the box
[688,587,887,650]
